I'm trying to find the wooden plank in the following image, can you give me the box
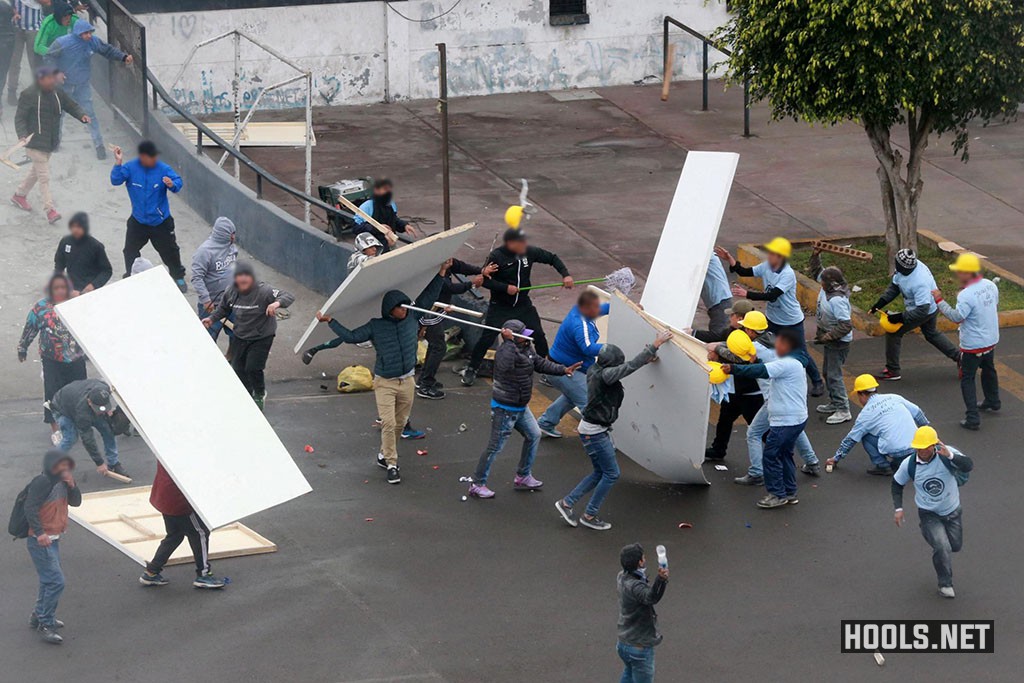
[661,43,675,102]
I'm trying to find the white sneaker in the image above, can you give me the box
[825,410,853,425]
[816,404,837,414]
[938,586,955,599]
[50,431,62,446]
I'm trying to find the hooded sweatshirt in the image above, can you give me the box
[209,264,294,341]
[322,276,444,378]
[490,319,567,409]
[54,213,113,292]
[34,2,78,55]
[579,343,659,432]
[811,257,853,344]
[45,21,127,87]
[191,217,238,305]
[50,378,113,465]
[15,82,87,152]
[24,449,81,537]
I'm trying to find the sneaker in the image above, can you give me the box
[38,625,63,644]
[876,368,901,381]
[513,474,543,490]
[193,573,227,589]
[815,404,838,414]
[938,586,955,599]
[539,426,563,438]
[416,385,446,400]
[579,515,612,530]
[95,145,107,160]
[703,447,726,462]
[356,340,373,349]
[301,348,317,365]
[785,495,800,505]
[253,391,266,411]
[801,463,821,477]
[50,431,62,446]
[733,474,764,486]
[401,428,426,440]
[386,466,401,484]
[139,571,169,586]
[554,499,577,527]
[756,494,789,509]
[866,465,892,476]
[29,614,64,629]
[10,194,31,211]
[959,420,980,431]
[108,462,130,479]
[460,367,477,387]
[46,208,61,224]
[810,380,826,397]
[376,452,387,469]
[468,483,494,498]
[175,278,188,293]
[977,402,1001,413]
[825,410,852,425]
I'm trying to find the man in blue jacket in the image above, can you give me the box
[45,20,132,159]
[111,141,186,292]
[537,289,607,438]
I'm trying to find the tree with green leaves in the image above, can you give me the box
[716,0,1024,261]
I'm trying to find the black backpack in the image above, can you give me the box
[7,482,31,539]
[906,451,970,487]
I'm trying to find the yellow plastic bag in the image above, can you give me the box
[337,365,373,393]
[417,339,428,365]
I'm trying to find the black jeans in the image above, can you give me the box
[709,392,764,456]
[418,322,446,388]
[468,302,548,370]
[232,335,275,396]
[884,311,958,374]
[123,216,185,280]
[959,348,1000,426]
[42,357,87,424]
[146,513,211,576]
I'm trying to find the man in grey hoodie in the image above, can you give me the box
[202,261,293,410]
[191,217,238,340]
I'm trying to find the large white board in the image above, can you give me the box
[606,292,711,484]
[57,268,312,529]
[640,151,739,330]
[294,222,478,352]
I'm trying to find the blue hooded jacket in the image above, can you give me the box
[45,21,127,87]
[111,157,183,226]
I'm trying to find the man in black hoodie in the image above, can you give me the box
[53,212,112,296]
[460,229,573,386]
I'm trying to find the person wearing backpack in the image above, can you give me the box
[17,449,82,644]
[892,426,973,599]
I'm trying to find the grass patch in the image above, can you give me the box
[788,238,1024,312]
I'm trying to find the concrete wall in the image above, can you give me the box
[137,0,729,113]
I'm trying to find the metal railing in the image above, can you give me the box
[663,16,750,138]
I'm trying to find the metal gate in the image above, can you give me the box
[104,0,147,135]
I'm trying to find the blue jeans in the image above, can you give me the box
[472,407,540,486]
[767,319,822,385]
[564,430,620,517]
[65,82,102,148]
[745,405,817,477]
[617,642,655,683]
[57,414,118,466]
[537,371,588,432]
[197,302,234,341]
[860,433,913,469]
[763,420,807,498]
[27,537,65,628]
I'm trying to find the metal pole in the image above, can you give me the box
[437,43,451,231]
[743,76,750,138]
[232,31,241,180]
[702,41,708,111]
[196,128,203,155]
[304,73,313,225]
[256,174,263,199]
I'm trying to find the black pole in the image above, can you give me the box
[437,43,451,231]
[702,41,709,111]
[743,76,750,138]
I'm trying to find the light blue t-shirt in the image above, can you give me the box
[892,262,938,313]
[764,356,808,426]
[893,447,964,516]
[752,261,803,325]
[816,289,853,343]
[939,278,999,350]
[701,255,732,308]
[752,340,776,396]
[836,393,926,459]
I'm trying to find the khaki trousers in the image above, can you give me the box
[373,375,415,467]
[17,149,53,210]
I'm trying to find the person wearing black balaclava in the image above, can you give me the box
[53,211,112,296]
[352,178,419,253]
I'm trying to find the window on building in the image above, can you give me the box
[550,0,589,26]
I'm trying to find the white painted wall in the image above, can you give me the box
[138,0,729,113]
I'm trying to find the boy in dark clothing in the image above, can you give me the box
[203,261,294,410]
[460,229,573,387]
[23,449,81,644]
[352,178,420,252]
[139,463,226,590]
[305,264,447,484]
[704,329,765,462]
[616,543,669,682]
[50,378,125,478]
[54,212,112,295]
[467,319,581,499]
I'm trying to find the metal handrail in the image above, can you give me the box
[663,16,750,138]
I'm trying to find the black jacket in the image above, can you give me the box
[482,245,570,308]
[15,84,87,153]
[491,320,566,408]
[54,221,113,292]
[24,450,81,538]
[581,343,658,428]
[617,569,668,648]
[50,379,111,465]
[438,258,482,305]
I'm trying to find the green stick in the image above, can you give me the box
[519,277,605,292]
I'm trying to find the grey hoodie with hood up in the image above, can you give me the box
[580,342,658,430]
[191,217,238,306]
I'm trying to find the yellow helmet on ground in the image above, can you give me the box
[504,205,524,229]
[910,425,940,450]
[726,329,756,361]
[740,310,769,332]
[878,312,903,333]
[852,374,879,394]
[708,361,728,384]
[949,252,982,273]
[763,237,792,259]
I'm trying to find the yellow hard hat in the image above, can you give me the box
[708,361,728,385]
[726,329,756,361]
[740,310,769,332]
[763,237,792,259]
[852,373,879,394]
[504,205,524,229]
[878,312,903,333]
[910,425,940,450]
[949,252,982,273]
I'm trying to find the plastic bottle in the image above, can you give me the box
[656,544,668,569]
